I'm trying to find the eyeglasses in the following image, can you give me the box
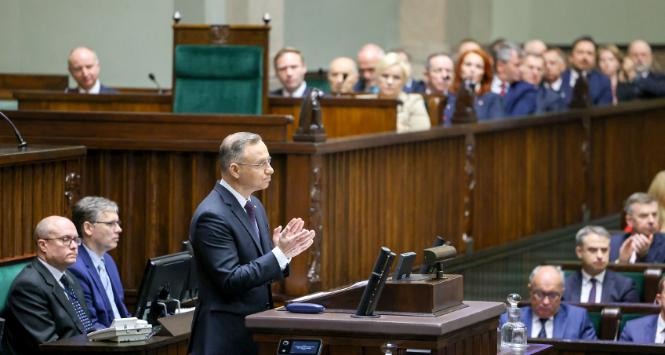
[531,290,561,301]
[236,157,272,169]
[42,236,82,247]
[93,220,122,228]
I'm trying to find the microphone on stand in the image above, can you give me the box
[148,73,163,95]
[0,111,28,150]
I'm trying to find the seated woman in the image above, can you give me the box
[374,52,431,133]
[598,44,638,103]
[444,49,503,122]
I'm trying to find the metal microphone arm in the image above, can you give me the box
[0,111,28,150]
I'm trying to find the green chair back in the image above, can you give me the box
[0,259,30,314]
[173,44,263,114]
[620,271,645,302]
[587,311,601,335]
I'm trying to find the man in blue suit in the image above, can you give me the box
[69,196,129,330]
[560,36,612,107]
[188,132,316,355]
[500,265,597,340]
[625,39,665,100]
[563,226,639,303]
[620,276,665,343]
[66,47,117,94]
[609,192,665,264]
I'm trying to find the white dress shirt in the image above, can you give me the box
[283,82,307,98]
[219,179,290,270]
[581,269,605,303]
[78,79,101,94]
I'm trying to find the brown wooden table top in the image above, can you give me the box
[0,144,85,167]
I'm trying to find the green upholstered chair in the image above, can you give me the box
[173,44,263,114]
[0,258,31,314]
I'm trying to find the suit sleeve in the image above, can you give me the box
[596,78,613,106]
[192,211,283,297]
[69,268,106,330]
[618,321,635,342]
[635,74,665,98]
[486,95,505,120]
[579,311,597,340]
[7,278,62,344]
[620,278,640,303]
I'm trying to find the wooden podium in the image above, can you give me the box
[246,275,505,355]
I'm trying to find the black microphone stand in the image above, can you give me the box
[0,111,28,150]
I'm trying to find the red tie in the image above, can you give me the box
[500,82,506,96]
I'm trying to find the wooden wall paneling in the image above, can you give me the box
[0,74,68,100]
[14,91,172,112]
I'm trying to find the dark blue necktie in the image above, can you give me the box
[61,275,94,333]
[538,318,548,338]
[587,278,597,303]
[244,201,260,241]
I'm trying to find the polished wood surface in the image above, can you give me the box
[0,73,68,100]
[173,24,270,113]
[14,90,172,112]
[248,300,504,355]
[535,338,665,354]
[268,96,398,139]
[0,145,85,261]
[39,334,188,354]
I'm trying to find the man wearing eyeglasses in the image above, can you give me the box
[2,216,93,354]
[188,132,316,355]
[500,265,596,340]
[68,196,130,330]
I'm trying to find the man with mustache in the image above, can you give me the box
[560,36,612,106]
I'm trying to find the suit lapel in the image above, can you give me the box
[601,271,614,302]
[34,261,85,333]
[216,184,264,254]
[552,304,567,339]
[647,315,658,342]
[80,248,112,313]
[522,307,533,337]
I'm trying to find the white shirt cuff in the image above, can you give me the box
[272,247,291,270]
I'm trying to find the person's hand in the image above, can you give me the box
[631,233,653,258]
[272,218,315,259]
[618,237,634,263]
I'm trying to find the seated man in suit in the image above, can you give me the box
[422,52,454,96]
[67,46,116,94]
[270,47,308,98]
[563,225,639,303]
[620,276,665,343]
[610,192,665,263]
[492,42,538,117]
[560,36,612,106]
[327,56,358,95]
[623,39,665,100]
[500,265,597,340]
[69,196,130,330]
[354,43,384,93]
[2,216,94,354]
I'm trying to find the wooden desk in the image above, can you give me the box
[39,334,188,355]
[0,73,68,100]
[269,96,398,138]
[536,338,665,354]
[14,90,172,112]
[247,301,504,355]
[0,144,85,261]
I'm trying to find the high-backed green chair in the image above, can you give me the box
[0,258,31,314]
[173,44,263,114]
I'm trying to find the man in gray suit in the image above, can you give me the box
[2,216,94,354]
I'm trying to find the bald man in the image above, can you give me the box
[327,57,358,95]
[354,43,384,93]
[2,216,93,354]
[67,47,116,94]
[624,39,665,99]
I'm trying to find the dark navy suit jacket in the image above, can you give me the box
[609,232,665,263]
[619,71,665,100]
[499,304,597,340]
[560,69,612,106]
[562,270,639,303]
[503,80,538,117]
[404,79,426,93]
[619,314,659,343]
[535,85,567,113]
[188,182,287,355]
[444,91,504,122]
[68,247,130,329]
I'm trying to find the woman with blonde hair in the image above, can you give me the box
[374,52,431,133]
[648,170,665,232]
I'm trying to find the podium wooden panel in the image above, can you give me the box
[39,334,188,355]
[268,97,398,138]
[247,300,504,355]
[0,73,68,100]
[0,144,85,260]
[15,90,172,112]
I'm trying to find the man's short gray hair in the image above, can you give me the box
[528,265,565,288]
[575,225,610,246]
[624,192,656,215]
[72,196,119,238]
[495,41,522,64]
[218,132,263,172]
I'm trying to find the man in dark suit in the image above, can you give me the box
[269,47,308,98]
[69,196,130,330]
[354,43,384,93]
[66,47,117,94]
[620,276,665,343]
[563,226,639,303]
[421,52,453,96]
[500,265,597,340]
[188,132,316,355]
[492,42,538,117]
[560,36,612,106]
[2,216,94,354]
[624,39,665,100]
[610,192,665,263]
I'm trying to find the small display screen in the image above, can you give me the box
[290,340,320,354]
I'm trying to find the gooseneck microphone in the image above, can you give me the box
[0,111,28,150]
[148,73,163,95]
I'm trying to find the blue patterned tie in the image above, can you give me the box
[244,201,260,241]
[61,275,95,333]
[538,318,548,338]
[587,278,597,303]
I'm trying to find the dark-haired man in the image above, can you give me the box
[270,47,308,98]
[610,192,665,263]
[560,36,612,106]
